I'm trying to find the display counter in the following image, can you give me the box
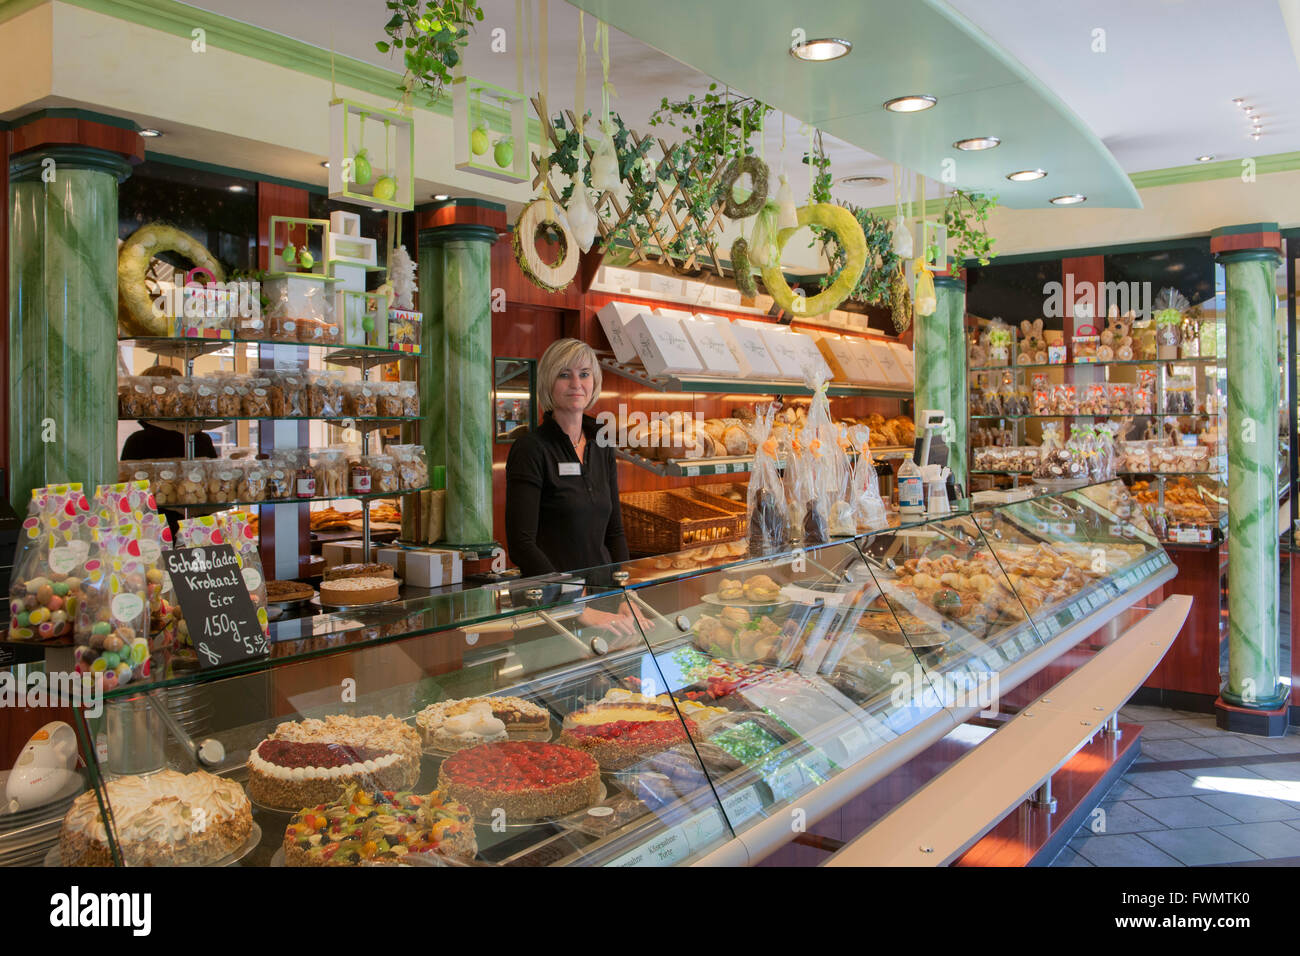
[55,479,1175,867]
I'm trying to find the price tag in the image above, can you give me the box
[685,465,700,477]
[721,786,763,827]
[681,807,727,851]
[1017,633,1037,654]
[802,751,835,782]
[1175,528,1200,544]
[766,762,807,803]
[839,724,872,761]
[164,545,267,668]
[609,824,689,867]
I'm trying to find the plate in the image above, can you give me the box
[311,594,403,611]
[420,727,554,758]
[700,592,791,610]
[45,822,261,867]
[0,770,85,824]
[1031,477,1090,491]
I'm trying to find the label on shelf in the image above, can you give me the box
[765,761,808,803]
[685,465,700,477]
[608,824,689,867]
[680,807,727,852]
[838,724,873,761]
[721,786,763,827]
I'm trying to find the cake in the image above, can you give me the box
[246,714,421,809]
[283,785,477,866]
[60,769,252,867]
[558,702,697,770]
[319,575,400,606]
[437,741,601,820]
[324,563,394,581]
[267,579,315,603]
[416,695,550,750]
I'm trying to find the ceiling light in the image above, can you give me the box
[1006,168,1047,182]
[321,161,330,168]
[139,128,163,138]
[228,185,246,193]
[884,94,937,113]
[789,38,852,61]
[1244,105,1255,114]
[371,207,384,212]
[1050,193,1086,205]
[1195,154,1215,163]
[838,175,887,187]
[1252,132,1262,140]
[432,193,451,201]
[954,136,1001,151]
[1233,97,1245,106]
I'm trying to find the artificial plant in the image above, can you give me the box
[817,202,900,306]
[377,0,485,103]
[549,110,656,252]
[943,190,998,266]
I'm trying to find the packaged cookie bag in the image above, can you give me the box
[178,512,269,636]
[848,426,889,531]
[9,484,98,642]
[746,403,788,556]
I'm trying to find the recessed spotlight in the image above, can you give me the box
[837,175,887,187]
[321,161,330,168]
[1244,105,1255,114]
[1252,132,1262,140]
[432,193,451,201]
[371,207,384,212]
[1195,154,1215,163]
[228,185,246,193]
[1050,193,1086,205]
[954,136,1001,151]
[1006,168,1047,182]
[789,38,852,61]
[884,94,937,113]
[139,128,163,138]
[1233,97,1245,106]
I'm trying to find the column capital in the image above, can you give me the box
[417,198,506,246]
[1211,222,1282,262]
[933,274,966,291]
[8,110,144,178]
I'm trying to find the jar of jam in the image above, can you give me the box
[295,465,317,499]
[350,462,372,495]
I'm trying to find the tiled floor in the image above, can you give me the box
[1051,702,1300,867]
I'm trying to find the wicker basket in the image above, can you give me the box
[681,484,747,516]
[696,481,750,505]
[620,490,746,554]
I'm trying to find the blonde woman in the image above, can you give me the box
[506,339,637,636]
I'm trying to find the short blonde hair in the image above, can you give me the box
[537,338,602,414]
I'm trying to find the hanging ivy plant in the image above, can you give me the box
[943,190,998,266]
[548,111,656,252]
[648,86,773,183]
[818,203,899,307]
[376,0,485,104]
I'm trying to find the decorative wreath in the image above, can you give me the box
[513,199,580,293]
[720,156,769,219]
[760,204,867,316]
[730,238,758,298]
[118,224,225,336]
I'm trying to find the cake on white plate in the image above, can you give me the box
[318,575,400,606]
[416,696,549,751]
[60,769,252,866]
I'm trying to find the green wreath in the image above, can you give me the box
[720,156,769,219]
[730,238,757,298]
[760,204,867,316]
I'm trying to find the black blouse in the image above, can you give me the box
[505,413,630,577]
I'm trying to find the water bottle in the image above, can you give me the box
[898,457,925,516]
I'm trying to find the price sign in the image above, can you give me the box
[721,786,763,827]
[164,545,268,669]
[608,824,689,867]
[1174,528,1200,544]
[681,807,727,851]
[766,762,807,803]
[685,465,700,477]
[839,724,872,761]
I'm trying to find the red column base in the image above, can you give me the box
[1215,691,1291,737]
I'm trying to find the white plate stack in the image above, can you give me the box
[0,770,84,867]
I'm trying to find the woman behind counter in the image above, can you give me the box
[505,338,637,637]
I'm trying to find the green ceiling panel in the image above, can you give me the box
[567,0,1141,210]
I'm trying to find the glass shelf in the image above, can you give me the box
[598,356,912,399]
[158,484,430,510]
[972,413,1215,421]
[972,355,1221,373]
[119,336,416,367]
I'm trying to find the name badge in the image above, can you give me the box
[558,462,582,476]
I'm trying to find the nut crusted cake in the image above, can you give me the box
[416,695,550,750]
[558,702,696,770]
[247,714,421,809]
[437,741,601,821]
[60,769,252,867]
[323,563,394,581]
[284,786,476,866]
[319,575,400,606]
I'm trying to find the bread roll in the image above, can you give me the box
[702,419,727,445]
[722,425,750,456]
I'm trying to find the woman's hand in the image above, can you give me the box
[578,606,642,641]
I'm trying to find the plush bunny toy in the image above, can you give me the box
[1100,310,1134,361]
[1018,319,1046,365]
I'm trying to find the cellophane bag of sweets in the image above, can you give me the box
[177,512,269,636]
[75,522,151,692]
[781,435,814,542]
[92,480,180,652]
[804,369,851,542]
[848,426,889,531]
[10,484,98,642]
[746,403,788,555]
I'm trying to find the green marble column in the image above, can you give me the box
[1220,249,1285,708]
[416,237,446,472]
[10,148,131,504]
[421,224,497,549]
[918,274,967,493]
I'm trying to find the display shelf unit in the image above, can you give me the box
[598,355,913,400]
[120,337,411,370]
[975,355,1220,373]
[159,485,431,511]
[971,413,1217,421]
[616,446,915,478]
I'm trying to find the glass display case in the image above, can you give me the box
[53,480,1173,868]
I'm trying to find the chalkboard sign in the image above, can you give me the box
[164,545,269,669]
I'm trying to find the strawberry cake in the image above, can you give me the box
[436,741,601,820]
[558,702,697,770]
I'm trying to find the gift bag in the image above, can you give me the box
[746,403,788,555]
[9,484,97,642]
[75,522,151,691]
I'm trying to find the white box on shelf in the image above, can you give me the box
[405,548,463,588]
[323,539,378,567]
[845,338,887,385]
[680,314,741,376]
[888,342,915,386]
[595,301,642,364]
[376,548,408,578]
[641,273,684,298]
[723,318,783,379]
[601,266,640,293]
[786,330,831,382]
[868,340,911,388]
[845,312,871,332]
[714,287,742,308]
[736,321,802,380]
[817,334,867,383]
[625,311,705,377]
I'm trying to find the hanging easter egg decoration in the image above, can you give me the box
[471,121,490,156]
[566,186,599,253]
[281,242,297,267]
[590,122,621,193]
[775,174,799,231]
[372,176,398,201]
[362,316,375,333]
[494,137,514,169]
[298,249,315,271]
[353,148,374,186]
